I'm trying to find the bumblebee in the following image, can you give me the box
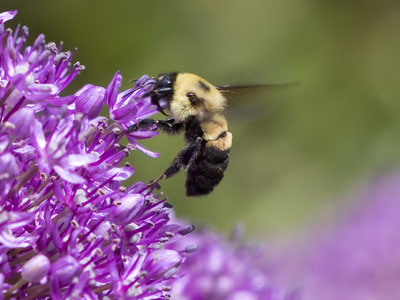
[129,72,231,196]
[129,72,286,196]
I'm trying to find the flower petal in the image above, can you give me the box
[0,10,17,24]
[107,71,122,108]
[64,152,99,167]
[54,165,86,184]
[104,165,134,181]
[129,141,160,158]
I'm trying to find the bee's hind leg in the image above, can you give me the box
[147,152,184,188]
[146,173,167,188]
[146,139,203,188]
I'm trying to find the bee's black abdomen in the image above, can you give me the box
[186,146,230,196]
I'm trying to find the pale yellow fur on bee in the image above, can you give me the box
[207,131,232,151]
[200,113,228,140]
[170,73,227,122]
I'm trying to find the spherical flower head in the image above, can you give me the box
[0,10,193,299]
[271,173,400,300]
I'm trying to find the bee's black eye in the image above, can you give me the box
[157,76,172,89]
[186,92,200,105]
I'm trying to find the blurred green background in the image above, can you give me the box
[2,0,400,238]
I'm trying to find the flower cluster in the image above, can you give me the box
[170,227,300,300]
[271,173,400,300]
[0,11,193,299]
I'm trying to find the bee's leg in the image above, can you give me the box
[146,152,184,187]
[185,137,203,167]
[128,118,184,134]
[127,119,157,132]
[147,139,203,187]
[157,118,184,135]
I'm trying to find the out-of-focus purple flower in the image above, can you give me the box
[170,228,300,300]
[0,10,192,299]
[271,173,400,300]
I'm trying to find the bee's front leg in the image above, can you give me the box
[128,118,184,134]
[127,119,158,132]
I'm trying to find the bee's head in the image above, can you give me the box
[169,73,226,122]
[146,72,177,116]
[146,72,226,121]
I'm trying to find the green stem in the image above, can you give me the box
[4,278,27,299]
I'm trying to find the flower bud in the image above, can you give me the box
[144,249,182,280]
[76,84,106,119]
[50,255,82,287]
[0,153,18,180]
[113,193,144,225]
[7,108,34,139]
[21,254,50,283]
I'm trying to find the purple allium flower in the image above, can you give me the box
[271,173,400,300]
[0,11,191,299]
[170,228,300,300]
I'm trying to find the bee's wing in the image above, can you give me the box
[216,82,298,96]
[215,82,298,121]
